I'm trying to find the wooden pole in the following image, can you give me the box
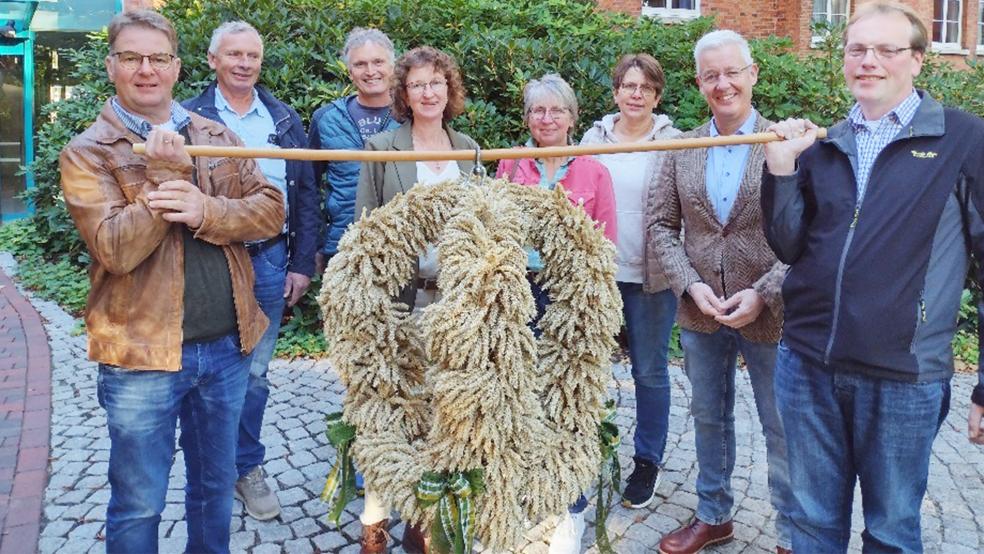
[132,129,827,161]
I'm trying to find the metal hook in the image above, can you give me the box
[471,147,488,185]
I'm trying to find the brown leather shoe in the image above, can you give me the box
[360,518,390,554]
[403,521,431,554]
[658,519,734,554]
[777,547,793,554]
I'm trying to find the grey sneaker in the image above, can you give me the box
[234,466,281,520]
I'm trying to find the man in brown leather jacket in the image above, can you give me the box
[58,10,284,554]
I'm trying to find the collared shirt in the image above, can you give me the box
[111,97,191,138]
[526,138,574,271]
[848,89,921,201]
[214,87,288,234]
[706,111,756,224]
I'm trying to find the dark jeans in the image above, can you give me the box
[238,238,288,477]
[774,343,950,553]
[98,333,249,553]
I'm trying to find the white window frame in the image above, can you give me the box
[641,0,700,22]
[932,0,964,54]
[977,0,984,53]
[811,0,851,46]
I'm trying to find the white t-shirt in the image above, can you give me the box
[415,161,461,278]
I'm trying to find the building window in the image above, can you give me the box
[641,0,700,21]
[812,0,850,44]
[813,0,850,27]
[933,0,963,48]
[978,0,983,48]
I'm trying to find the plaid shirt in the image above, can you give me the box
[847,90,921,201]
[111,97,191,138]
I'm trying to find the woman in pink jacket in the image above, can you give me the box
[496,74,617,242]
[495,73,616,554]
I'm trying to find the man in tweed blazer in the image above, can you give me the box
[647,30,793,554]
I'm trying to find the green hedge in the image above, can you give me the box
[12,0,984,357]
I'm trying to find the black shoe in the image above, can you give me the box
[622,456,661,508]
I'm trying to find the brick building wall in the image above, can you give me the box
[596,0,980,65]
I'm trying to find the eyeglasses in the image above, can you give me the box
[528,106,569,121]
[407,79,448,94]
[618,82,659,98]
[111,51,177,71]
[698,63,753,85]
[844,44,912,60]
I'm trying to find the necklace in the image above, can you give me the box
[412,129,453,172]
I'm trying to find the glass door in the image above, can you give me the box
[0,52,27,219]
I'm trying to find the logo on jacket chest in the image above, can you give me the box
[910,150,938,159]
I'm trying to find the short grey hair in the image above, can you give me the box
[693,30,753,73]
[341,27,395,65]
[207,21,263,56]
[523,73,579,132]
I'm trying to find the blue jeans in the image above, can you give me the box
[680,327,792,549]
[97,333,249,554]
[774,344,950,553]
[238,238,288,477]
[618,283,677,464]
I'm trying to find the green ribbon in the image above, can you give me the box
[320,412,358,526]
[595,399,621,554]
[416,469,486,554]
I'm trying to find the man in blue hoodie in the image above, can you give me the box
[761,2,984,552]
[309,27,400,272]
[183,20,319,521]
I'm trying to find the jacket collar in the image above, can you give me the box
[683,110,766,227]
[92,100,227,145]
[390,121,476,192]
[187,81,293,131]
[824,89,945,153]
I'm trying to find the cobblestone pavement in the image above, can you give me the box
[9,262,981,552]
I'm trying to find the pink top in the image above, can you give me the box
[496,155,618,243]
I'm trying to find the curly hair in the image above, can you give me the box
[391,46,466,123]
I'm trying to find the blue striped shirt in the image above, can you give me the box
[111,97,191,138]
[847,90,921,201]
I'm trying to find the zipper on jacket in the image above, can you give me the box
[822,128,918,364]
[824,203,860,364]
[910,291,926,352]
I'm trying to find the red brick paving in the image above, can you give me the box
[0,269,51,554]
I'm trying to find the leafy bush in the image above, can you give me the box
[16,0,984,359]
[0,220,90,315]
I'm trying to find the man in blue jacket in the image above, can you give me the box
[308,27,399,271]
[183,20,319,521]
[761,2,984,552]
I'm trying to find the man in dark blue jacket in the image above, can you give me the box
[183,20,319,521]
[761,2,984,552]
[308,27,399,273]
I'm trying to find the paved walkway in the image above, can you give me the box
[0,267,51,554]
[0,253,982,553]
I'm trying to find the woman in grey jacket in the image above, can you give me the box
[353,46,478,315]
[353,45,477,554]
[580,53,681,513]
